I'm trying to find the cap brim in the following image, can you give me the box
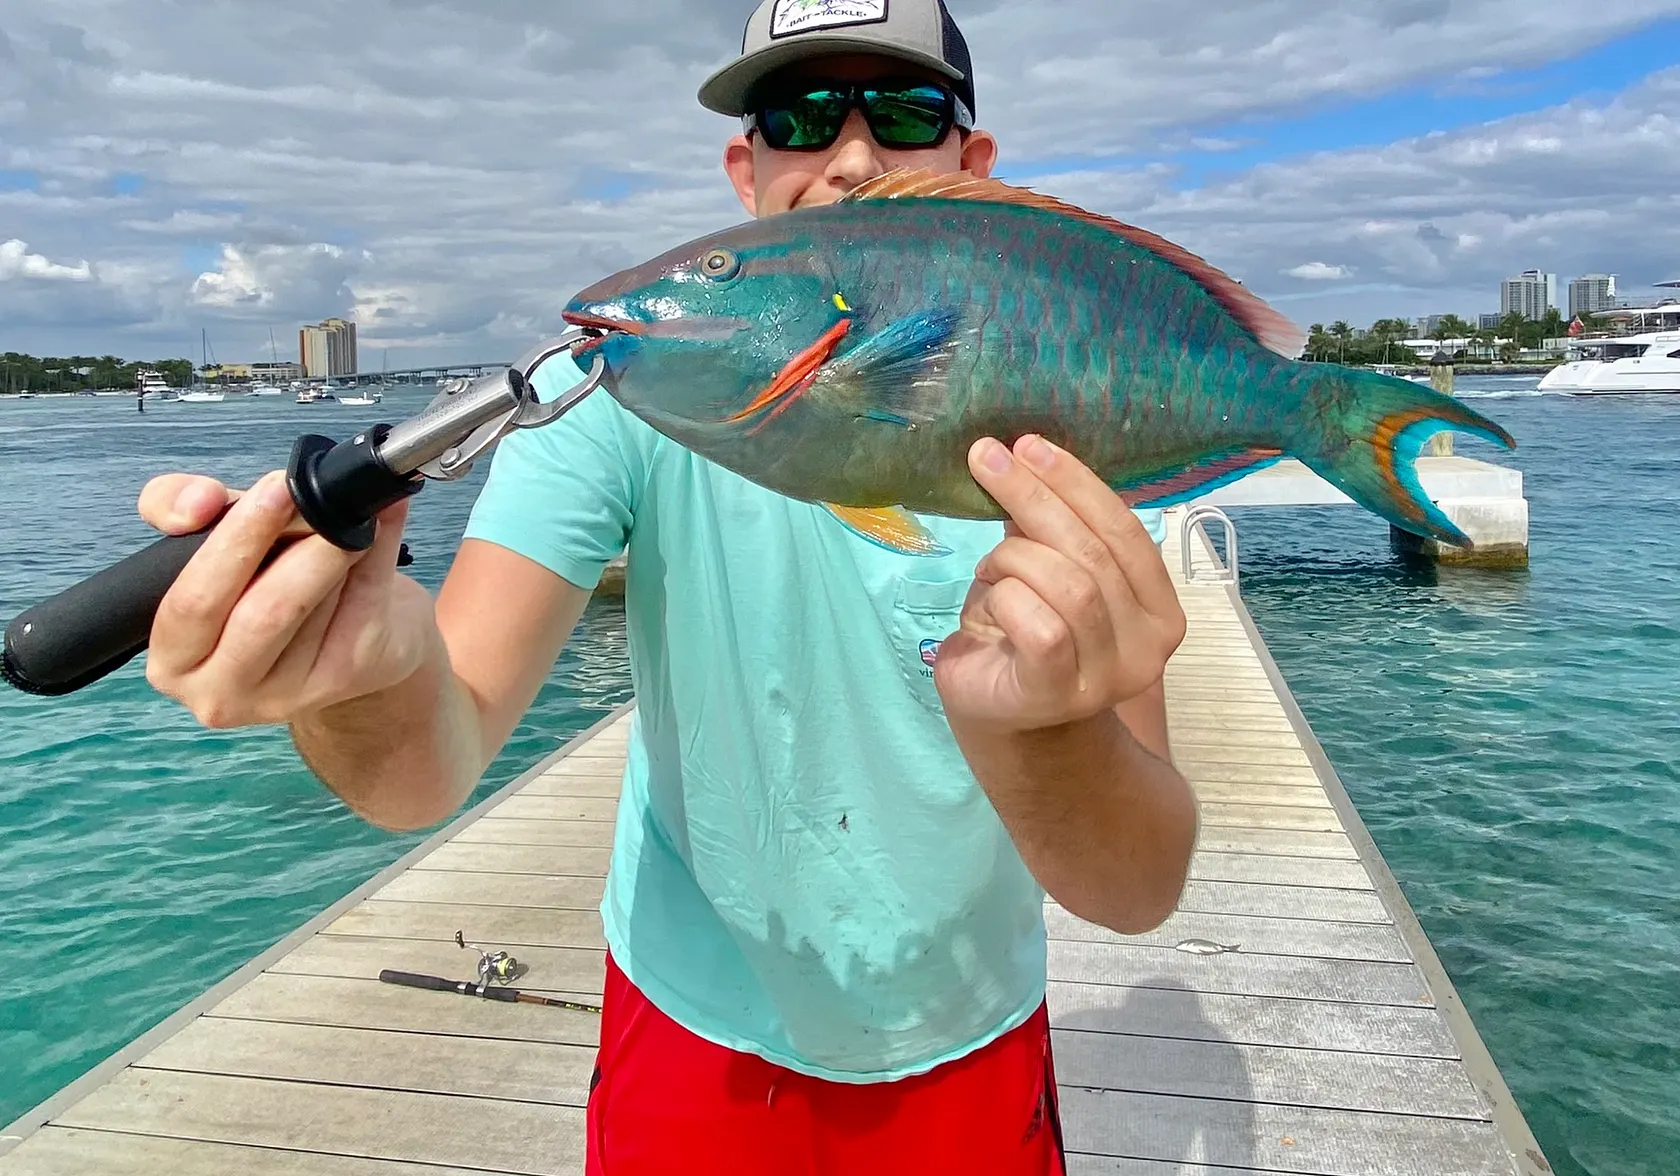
[698,36,966,116]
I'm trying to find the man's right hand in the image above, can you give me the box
[137,470,439,730]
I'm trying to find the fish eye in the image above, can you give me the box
[700,248,740,281]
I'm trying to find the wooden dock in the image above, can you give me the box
[0,517,1549,1175]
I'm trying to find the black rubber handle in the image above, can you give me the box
[377,970,519,1002]
[1,429,422,698]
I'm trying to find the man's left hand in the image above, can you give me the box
[933,434,1187,733]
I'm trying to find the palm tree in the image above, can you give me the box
[1499,311,1529,356]
[1330,320,1353,364]
[1306,323,1332,362]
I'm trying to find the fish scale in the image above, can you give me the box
[562,168,1515,555]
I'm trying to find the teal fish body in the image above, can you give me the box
[564,169,1514,553]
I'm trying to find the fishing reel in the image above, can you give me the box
[456,929,527,987]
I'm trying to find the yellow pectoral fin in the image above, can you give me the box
[822,504,950,557]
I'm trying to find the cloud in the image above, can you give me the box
[0,238,92,281]
[189,243,364,317]
[1,0,1678,359]
[1286,261,1355,280]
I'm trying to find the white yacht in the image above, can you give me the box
[178,387,226,403]
[135,370,177,401]
[1538,331,1680,395]
[337,387,383,406]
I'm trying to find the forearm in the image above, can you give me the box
[288,628,487,833]
[951,705,1198,934]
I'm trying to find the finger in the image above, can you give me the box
[970,437,1119,588]
[258,579,347,710]
[333,498,411,620]
[978,576,1080,699]
[211,530,370,685]
[977,536,1118,688]
[149,470,303,675]
[138,474,237,535]
[1006,435,1180,619]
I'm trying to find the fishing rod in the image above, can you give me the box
[377,969,604,1015]
[1,334,604,698]
[377,929,604,1014]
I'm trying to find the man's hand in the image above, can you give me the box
[931,434,1196,935]
[933,434,1186,732]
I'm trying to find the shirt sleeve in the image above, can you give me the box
[461,351,656,591]
[1133,507,1168,547]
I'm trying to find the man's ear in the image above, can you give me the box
[959,129,1000,179]
[724,134,759,216]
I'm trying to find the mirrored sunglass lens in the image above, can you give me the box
[764,90,848,147]
[864,86,951,144]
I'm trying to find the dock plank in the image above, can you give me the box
[448,818,617,849]
[1045,940,1433,1006]
[1175,880,1390,924]
[324,901,607,950]
[267,934,606,999]
[411,841,614,877]
[138,1018,595,1107]
[0,1130,499,1176]
[50,1070,586,1176]
[372,869,605,911]
[1060,1088,1512,1176]
[1045,982,1458,1057]
[1045,905,1410,963]
[1052,1029,1488,1118]
[205,973,600,1048]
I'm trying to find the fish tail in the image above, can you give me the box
[1298,368,1516,547]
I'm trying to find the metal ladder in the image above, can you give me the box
[1179,505,1240,587]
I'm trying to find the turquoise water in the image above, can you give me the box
[1,381,1674,1174]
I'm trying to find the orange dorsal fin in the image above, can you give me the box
[841,168,1307,360]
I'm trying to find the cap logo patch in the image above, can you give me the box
[770,0,889,38]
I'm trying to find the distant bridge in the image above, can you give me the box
[319,362,510,389]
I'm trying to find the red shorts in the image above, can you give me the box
[586,952,1067,1175]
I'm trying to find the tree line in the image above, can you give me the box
[1303,308,1593,366]
[0,353,195,394]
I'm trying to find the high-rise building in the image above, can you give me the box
[1500,270,1555,321]
[298,317,358,378]
[1568,274,1617,319]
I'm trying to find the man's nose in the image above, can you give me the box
[824,110,886,193]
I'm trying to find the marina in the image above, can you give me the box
[0,514,1549,1175]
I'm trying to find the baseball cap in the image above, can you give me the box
[698,0,976,118]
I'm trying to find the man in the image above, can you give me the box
[138,1,1198,1171]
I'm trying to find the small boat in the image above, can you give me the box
[1539,330,1680,394]
[178,388,226,403]
[296,386,337,404]
[337,388,383,406]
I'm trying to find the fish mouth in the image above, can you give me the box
[563,311,640,358]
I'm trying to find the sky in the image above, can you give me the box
[2,0,1678,367]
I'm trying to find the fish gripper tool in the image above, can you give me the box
[1,333,605,697]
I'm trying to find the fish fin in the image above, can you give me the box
[811,306,964,425]
[1119,447,1286,509]
[842,168,1306,361]
[1301,368,1516,547]
[723,318,852,425]
[823,504,951,556]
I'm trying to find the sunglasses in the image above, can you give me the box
[743,79,974,152]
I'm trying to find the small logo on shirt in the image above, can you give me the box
[918,638,942,677]
[771,0,889,38]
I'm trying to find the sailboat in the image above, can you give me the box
[179,329,226,402]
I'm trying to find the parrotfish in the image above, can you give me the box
[562,169,1513,556]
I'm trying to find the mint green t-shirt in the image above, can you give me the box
[463,356,1164,1082]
